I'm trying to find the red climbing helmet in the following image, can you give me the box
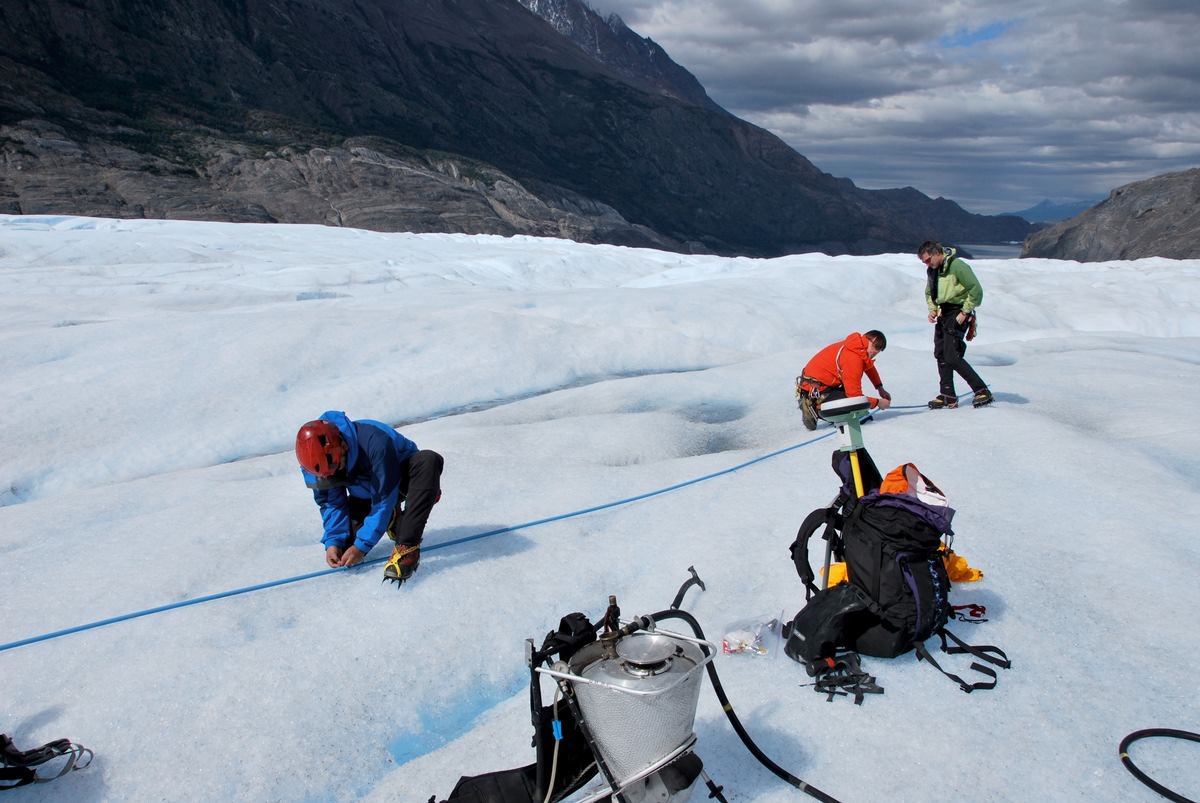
[295,419,347,476]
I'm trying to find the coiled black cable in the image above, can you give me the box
[1119,729,1200,803]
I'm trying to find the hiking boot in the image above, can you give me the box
[927,394,958,410]
[800,394,818,431]
[383,543,420,587]
[972,388,994,408]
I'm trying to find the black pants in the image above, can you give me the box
[934,310,985,397]
[348,450,444,548]
[814,385,848,419]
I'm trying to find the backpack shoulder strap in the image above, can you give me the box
[790,505,842,598]
[914,627,1011,693]
[938,626,1010,668]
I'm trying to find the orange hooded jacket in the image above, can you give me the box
[800,332,884,408]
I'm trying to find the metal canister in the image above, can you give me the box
[566,629,712,784]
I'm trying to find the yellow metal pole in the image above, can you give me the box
[822,396,870,498]
[848,449,865,498]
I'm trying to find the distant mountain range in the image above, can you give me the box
[1002,198,1103,223]
[0,0,1033,257]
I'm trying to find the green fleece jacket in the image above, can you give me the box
[925,248,983,315]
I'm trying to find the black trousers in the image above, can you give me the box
[934,309,985,397]
[814,385,848,419]
[348,450,444,548]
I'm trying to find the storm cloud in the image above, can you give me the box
[592,0,1200,214]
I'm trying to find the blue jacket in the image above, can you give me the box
[300,410,419,553]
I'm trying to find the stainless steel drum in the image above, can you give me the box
[564,628,714,785]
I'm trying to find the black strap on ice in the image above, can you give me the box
[0,734,93,791]
[0,768,33,791]
[804,653,884,705]
[914,627,1011,693]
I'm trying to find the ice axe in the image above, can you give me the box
[671,565,707,609]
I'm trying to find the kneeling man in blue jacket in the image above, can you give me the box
[296,410,443,587]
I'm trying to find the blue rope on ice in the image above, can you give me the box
[1,428,842,653]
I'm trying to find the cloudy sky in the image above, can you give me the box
[590,0,1200,215]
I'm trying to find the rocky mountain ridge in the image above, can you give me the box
[0,121,678,249]
[515,0,723,112]
[1022,168,1200,261]
[0,0,1032,256]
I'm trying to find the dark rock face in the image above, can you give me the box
[0,121,679,248]
[0,0,1031,256]
[1022,168,1200,261]
[515,0,723,112]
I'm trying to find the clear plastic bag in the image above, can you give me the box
[721,612,785,658]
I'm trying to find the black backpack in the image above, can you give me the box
[785,451,1010,693]
[787,487,952,658]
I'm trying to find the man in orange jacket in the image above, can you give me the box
[796,330,891,431]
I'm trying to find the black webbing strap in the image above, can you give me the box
[939,627,1010,668]
[806,653,885,705]
[533,612,596,667]
[914,628,1011,693]
[0,766,35,790]
[0,734,92,788]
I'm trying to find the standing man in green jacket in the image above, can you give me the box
[919,241,993,409]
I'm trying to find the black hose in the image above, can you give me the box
[648,608,843,803]
[1119,729,1200,803]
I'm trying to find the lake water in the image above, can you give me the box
[959,243,1024,259]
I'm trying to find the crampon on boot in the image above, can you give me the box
[383,543,420,587]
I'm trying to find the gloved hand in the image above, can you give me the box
[878,387,892,401]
